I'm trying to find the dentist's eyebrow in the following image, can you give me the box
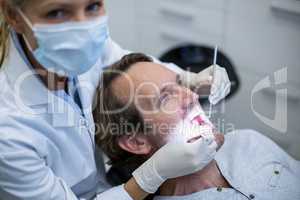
[39,1,75,10]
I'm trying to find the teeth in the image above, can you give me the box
[192,116,205,126]
[187,105,213,127]
[187,105,205,121]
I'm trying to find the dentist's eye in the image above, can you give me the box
[46,9,66,19]
[87,2,103,13]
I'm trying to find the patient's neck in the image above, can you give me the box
[159,160,231,196]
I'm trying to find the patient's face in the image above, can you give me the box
[112,62,222,154]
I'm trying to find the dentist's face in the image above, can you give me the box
[21,0,105,23]
[14,0,106,49]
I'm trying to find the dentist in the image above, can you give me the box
[0,0,231,200]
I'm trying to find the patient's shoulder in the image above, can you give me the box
[225,129,271,144]
[219,129,290,162]
[217,129,260,156]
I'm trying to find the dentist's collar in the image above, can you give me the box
[4,31,54,107]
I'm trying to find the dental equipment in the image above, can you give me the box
[208,45,218,119]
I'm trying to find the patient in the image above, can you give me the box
[93,53,300,200]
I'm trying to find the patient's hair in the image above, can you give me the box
[93,53,153,170]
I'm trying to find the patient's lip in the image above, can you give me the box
[187,132,224,151]
[187,135,202,143]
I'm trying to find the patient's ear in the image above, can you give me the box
[118,134,153,155]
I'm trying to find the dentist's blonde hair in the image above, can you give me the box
[0,0,26,68]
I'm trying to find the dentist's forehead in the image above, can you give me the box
[31,0,97,8]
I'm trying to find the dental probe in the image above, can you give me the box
[208,45,218,119]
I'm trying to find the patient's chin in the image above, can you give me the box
[214,133,224,151]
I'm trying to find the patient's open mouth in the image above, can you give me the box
[186,115,215,143]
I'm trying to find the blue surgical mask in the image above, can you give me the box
[18,10,109,77]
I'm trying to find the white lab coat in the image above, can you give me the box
[0,33,182,200]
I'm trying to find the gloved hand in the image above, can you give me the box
[132,133,218,194]
[178,65,231,105]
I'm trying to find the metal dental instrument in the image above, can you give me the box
[208,45,218,119]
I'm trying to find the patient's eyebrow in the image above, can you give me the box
[159,82,179,96]
[159,74,178,91]
[160,85,170,95]
[154,74,178,101]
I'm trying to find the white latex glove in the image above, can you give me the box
[132,133,217,194]
[178,65,231,105]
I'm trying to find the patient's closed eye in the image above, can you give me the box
[157,88,177,107]
[158,93,171,105]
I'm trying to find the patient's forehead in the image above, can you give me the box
[112,62,176,103]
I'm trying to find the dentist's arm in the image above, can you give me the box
[95,178,147,200]
[0,132,147,200]
[132,134,217,194]
[0,127,218,200]
[97,133,217,200]
[0,136,79,200]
